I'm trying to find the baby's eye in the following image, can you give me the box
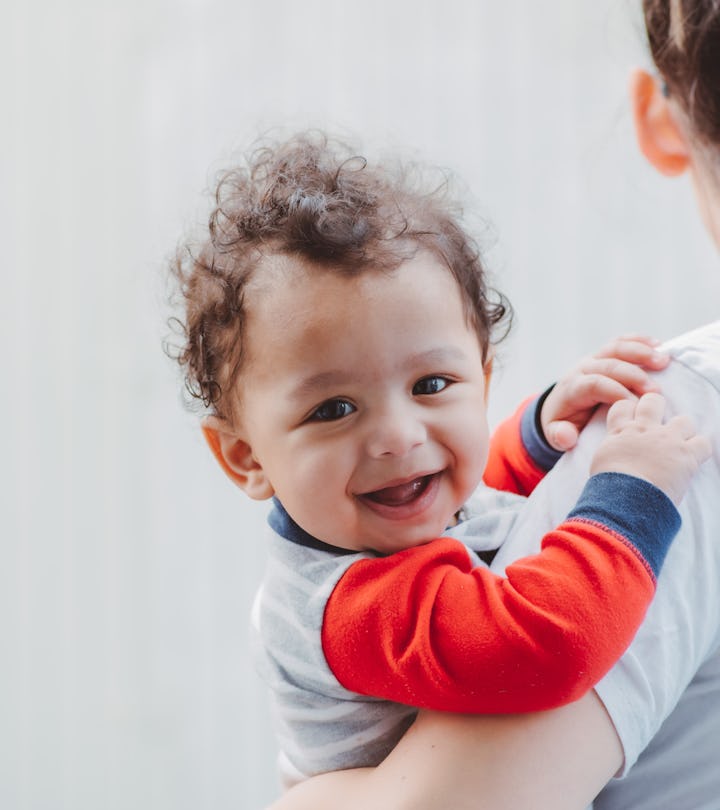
[309,399,356,422]
[413,376,451,395]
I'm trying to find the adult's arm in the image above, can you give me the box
[268,691,621,810]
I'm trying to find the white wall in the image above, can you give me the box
[3,1,718,808]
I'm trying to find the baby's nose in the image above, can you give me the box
[364,408,427,458]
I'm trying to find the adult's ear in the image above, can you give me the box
[630,68,690,177]
[201,416,274,500]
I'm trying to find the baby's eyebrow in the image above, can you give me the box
[289,370,354,400]
[407,347,468,367]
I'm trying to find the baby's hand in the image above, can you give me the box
[590,393,711,506]
[540,335,670,451]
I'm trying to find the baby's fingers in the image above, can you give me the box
[605,397,638,432]
[595,336,669,371]
[687,433,713,465]
[580,357,660,396]
[543,420,580,452]
[633,391,667,426]
[666,413,701,441]
[605,392,666,432]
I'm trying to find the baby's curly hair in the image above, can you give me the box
[167,131,511,422]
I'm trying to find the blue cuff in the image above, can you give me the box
[567,472,681,579]
[520,388,564,472]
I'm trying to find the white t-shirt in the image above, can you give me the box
[490,320,720,809]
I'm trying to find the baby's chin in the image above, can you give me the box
[303,504,458,554]
[355,521,455,556]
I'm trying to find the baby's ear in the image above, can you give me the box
[483,354,494,403]
[630,68,690,177]
[201,416,274,500]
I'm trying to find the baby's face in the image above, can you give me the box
[236,252,491,553]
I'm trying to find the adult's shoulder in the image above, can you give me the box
[664,319,720,392]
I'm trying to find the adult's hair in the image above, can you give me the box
[168,132,510,421]
[644,0,720,145]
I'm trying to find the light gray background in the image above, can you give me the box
[3,1,719,809]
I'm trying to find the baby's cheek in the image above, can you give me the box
[459,426,490,493]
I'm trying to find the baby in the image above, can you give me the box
[167,132,709,786]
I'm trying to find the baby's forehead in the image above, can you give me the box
[247,251,324,294]
[249,244,444,288]
[249,249,467,329]
[246,251,358,308]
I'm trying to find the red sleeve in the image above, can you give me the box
[483,396,546,495]
[322,527,654,713]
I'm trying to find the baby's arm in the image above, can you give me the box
[321,393,709,713]
[485,335,669,494]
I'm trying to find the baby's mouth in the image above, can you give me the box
[362,474,434,507]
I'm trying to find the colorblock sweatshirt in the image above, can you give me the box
[250,396,680,785]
